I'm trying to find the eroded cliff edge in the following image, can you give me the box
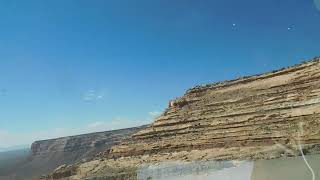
[46,57,320,179]
[1,126,147,180]
[110,57,320,159]
[31,126,147,158]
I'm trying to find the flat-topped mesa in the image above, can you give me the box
[186,57,320,94]
[109,57,320,159]
[31,125,148,157]
[44,57,320,180]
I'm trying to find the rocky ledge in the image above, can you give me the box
[45,57,320,179]
[31,125,147,158]
[2,126,147,180]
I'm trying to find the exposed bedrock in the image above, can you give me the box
[44,57,320,180]
[109,57,320,159]
[1,126,147,180]
[31,125,147,158]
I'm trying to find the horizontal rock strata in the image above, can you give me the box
[2,126,147,180]
[31,125,147,158]
[45,57,320,179]
[110,57,320,158]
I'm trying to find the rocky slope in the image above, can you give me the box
[0,126,147,180]
[31,126,147,158]
[45,57,320,179]
[109,57,320,159]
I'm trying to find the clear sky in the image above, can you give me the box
[0,0,320,148]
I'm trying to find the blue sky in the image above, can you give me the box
[0,0,320,148]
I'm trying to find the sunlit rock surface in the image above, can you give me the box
[45,57,320,179]
[110,57,320,159]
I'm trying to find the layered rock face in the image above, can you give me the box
[0,126,147,180]
[31,126,147,158]
[45,57,320,180]
[110,57,320,159]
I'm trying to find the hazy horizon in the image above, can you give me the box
[1,0,320,148]
[0,144,30,152]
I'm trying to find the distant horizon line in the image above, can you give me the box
[0,144,30,152]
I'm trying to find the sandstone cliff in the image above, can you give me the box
[110,57,320,159]
[0,126,147,180]
[45,57,320,179]
[31,126,147,158]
